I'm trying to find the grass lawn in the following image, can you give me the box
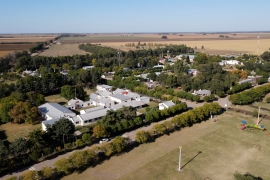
[45,94,68,105]
[137,101,158,114]
[0,123,41,143]
[0,79,18,85]
[63,111,270,180]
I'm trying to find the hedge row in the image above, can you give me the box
[229,83,270,105]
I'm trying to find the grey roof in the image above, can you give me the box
[39,103,76,119]
[42,118,60,126]
[155,72,161,76]
[195,90,211,95]
[71,116,81,123]
[79,109,109,120]
[110,101,145,110]
[141,74,149,79]
[96,90,112,97]
[90,93,98,100]
[125,91,139,98]
[110,94,132,101]
[99,97,111,104]
[162,101,175,107]
[68,98,83,105]
[98,84,112,89]
[113,88,125,94]
[84,106,106,113]
[82,66,95,70]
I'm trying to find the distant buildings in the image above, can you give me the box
[219,60,243,66]
[82,66,95,70]
[193,89,211,96]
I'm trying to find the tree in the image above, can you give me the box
[82,133,92,144]
[51,118,75,142]
[111,136,126,153]
[146,72,157,81]
[8,102,38,124]
[9,137,28,156]
[135,130,151,143]
[69,151,88,169]
[40,166,56,180]
[26,92,45,106]
[261,51,270,61]
[28,129,45,151]
[54,158,72,175]
[20,170,40,180]
[60,85,86,100]
[92,125,108,138]
[75,139,84,147]
[152,124,166,135]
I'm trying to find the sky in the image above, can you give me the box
[0,0,269,33]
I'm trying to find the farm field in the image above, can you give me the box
[39,44,90,57]
[63,111,270,180]
[58,33,270,55]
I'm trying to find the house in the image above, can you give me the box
[38,103,76,120]
[238,79,253,84]
[22,69,40,77]
[140,96,150,104]
[82,66,95,70]
[66,98,92,110]
[97,84,113,92]
[193,89,211,96]
[98,97,114,107]
[153,64,165,69]
[39,103,76,131]
[159,101,175,110]
[187,69,198,76]
[219,60,243,66]
[109,94,132,104]
[176,55,196,62]
[101,72,114,80]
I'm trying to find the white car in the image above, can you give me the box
[99,138,110,144]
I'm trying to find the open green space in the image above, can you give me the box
[63,111,270,180]
[45,94,68,105]
[0,123,41,143]
[137,101,158,114]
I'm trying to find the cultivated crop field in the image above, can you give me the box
[63,111,270,180]
[58,33,270,55]
[39,44,90,57]
[0,34,57,57]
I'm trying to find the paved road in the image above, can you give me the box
[2,96,231,179]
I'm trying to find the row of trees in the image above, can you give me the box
[229,83,270,105]
[136,102,222,143]
[7,102,221,180]
[227,82,252,94]
[0,119,76,175]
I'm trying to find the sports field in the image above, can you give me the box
[63,111,270,180]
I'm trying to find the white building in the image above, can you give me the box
[66,98,92,110]
[39,103,76,131]
[219,60,243,66]
[97,84,113,92]
[159,101,175,110]
[193,89,211,96]
[82,66,95,70]
[109,94,132,104]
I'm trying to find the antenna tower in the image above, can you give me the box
[117,49,121,66]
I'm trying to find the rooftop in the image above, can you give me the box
[38,103,75,119]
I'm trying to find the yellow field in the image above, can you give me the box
[0,51,12,57]
[39,44,90,57]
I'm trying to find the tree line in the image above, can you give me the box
[6,102,221,180]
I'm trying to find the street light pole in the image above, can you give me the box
[178,146,182,171]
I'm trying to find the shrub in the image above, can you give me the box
[75,139,85,147]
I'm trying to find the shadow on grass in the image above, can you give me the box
[181,151,202,170]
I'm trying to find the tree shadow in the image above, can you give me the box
[181,151,202,170]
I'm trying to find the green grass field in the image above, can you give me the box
[63,111,270,180]
[137,101,158,114]
[0,123,41,143]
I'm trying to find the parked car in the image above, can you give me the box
[99,138,110,144]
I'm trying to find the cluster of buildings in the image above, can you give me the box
[39,85,150,131]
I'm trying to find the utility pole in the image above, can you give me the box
[257,107,261,125]
[178,146,182,171]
